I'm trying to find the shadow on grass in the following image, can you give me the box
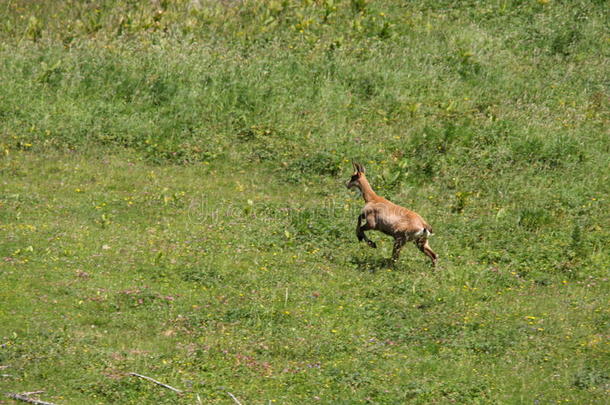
[349,256,392,273]
[349,254,431,273]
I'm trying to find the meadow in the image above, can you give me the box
[0,0,608,403]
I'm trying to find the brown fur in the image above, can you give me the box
[346,162,438,266]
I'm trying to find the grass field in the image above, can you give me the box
[1,1,609,403]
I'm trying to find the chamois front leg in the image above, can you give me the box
[356,213,377,248]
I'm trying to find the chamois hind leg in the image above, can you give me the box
[356,214,377,248]
[416,238,438,266]
[390,236,406,264]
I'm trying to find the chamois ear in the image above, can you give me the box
[356,163,365,174]
[352,161,360,173]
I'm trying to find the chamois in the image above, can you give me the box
[346,162,438,266]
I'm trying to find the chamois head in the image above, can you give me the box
[346,162,366,190]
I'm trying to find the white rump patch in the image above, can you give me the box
[413,229,430,239]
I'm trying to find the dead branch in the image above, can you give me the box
[128,372,183,394]
[5,392,57,405]
[227,392,243,405]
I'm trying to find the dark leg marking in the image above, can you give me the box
[416,238,438,266]
[391,236,406,263]
[356,214,377,248]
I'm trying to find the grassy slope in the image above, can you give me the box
[1,1,609,403]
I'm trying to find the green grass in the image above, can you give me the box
[1,0,609,403]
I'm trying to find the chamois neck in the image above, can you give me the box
[358,176,378,203]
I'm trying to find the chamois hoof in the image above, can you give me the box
[385,258,397,268]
